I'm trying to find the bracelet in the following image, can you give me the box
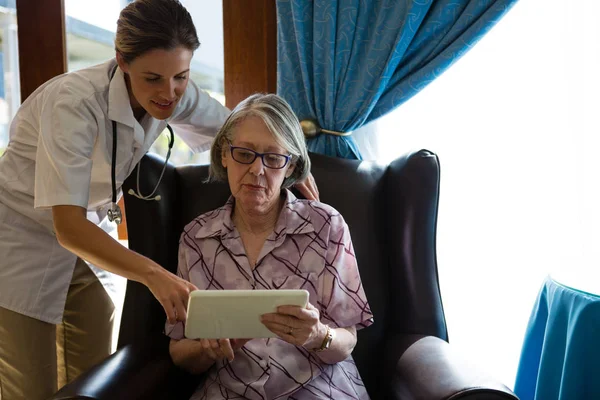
[314,325,334,352]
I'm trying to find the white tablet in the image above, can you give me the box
[184,289,309,339]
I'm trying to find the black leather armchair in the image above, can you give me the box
[50,150,518,400]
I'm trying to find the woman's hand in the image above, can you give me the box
[169,338,250,374]
[197,338,250,363]
[294,172,320,201]
[144,267,198,324]
[260,302,326,349]
[51,205,198,325]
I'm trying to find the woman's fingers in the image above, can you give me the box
[218,339,235,361]
[261,310,305,333]
[274,304,319,322]
[162,286,189,324]
[149,270,197,324]
[173,276,198,322]
[163,303,176,325]
[262,319,290,333]
[294,173,320,201]
[209,339,226,360]
[309,173,320,199]
[186,281,199,292]
[262,304,322,347]
[231,338,251,350]
[262,321,303,345]
[261,319,301,341]
[174,294,188,322]
[198,339,237,362]
[200,339,218,360]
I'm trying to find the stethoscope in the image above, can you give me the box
[106,66,175,225]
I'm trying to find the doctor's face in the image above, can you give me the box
[118,46,193,120]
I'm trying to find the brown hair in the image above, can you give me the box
[115,0,200,63]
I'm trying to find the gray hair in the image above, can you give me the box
[115,0,199,64]
[209,93,310,189]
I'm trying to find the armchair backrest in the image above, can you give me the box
[120,150,447,397]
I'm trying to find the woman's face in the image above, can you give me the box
[117,46,193,120]
[222,116,295,216]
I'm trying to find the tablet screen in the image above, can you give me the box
[185,289,309,339]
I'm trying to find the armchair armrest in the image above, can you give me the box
[385,335,518,400]
[49,335,199,400]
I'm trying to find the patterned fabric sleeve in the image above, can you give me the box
[164,240,190,340]
[320,214,374,330]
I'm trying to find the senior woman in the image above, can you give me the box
[165,93,374,399]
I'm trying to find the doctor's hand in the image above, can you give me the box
[144,268,197,324]
[260,302,325,349]
[294,172,319,201]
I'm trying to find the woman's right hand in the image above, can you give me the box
[169,338,250,374]
[198,338,250,363]
[144,267,198,324]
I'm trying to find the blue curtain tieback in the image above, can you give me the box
[300,119,351,138]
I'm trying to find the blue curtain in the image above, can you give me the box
[277,0,518,159]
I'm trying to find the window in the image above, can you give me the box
[0,0,19,157]
[150,0,225,165]
[370,0,599,387]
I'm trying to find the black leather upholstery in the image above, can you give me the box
[49,150,518,400]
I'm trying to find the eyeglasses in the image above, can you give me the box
[228,143,292,169]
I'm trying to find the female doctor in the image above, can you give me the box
[0,1,317,399]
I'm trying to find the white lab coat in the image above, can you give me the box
[0,59,230,324]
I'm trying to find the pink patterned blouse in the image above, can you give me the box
[166,190,374,399]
